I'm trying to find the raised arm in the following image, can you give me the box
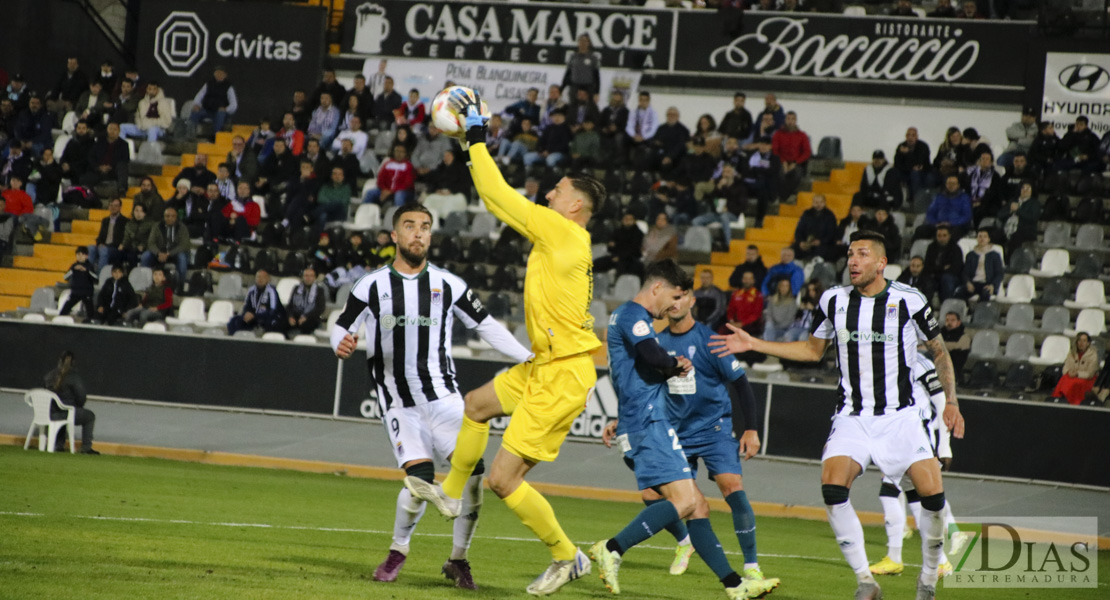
[709,323,828,363]
[466,142,534,235]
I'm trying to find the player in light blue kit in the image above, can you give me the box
[603,290,779,595]
[589,259,768,600]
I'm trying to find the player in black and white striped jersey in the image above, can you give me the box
[710,230,965,600]
[332,203,533,589]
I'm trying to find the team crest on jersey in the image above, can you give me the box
[886,304,898,320]
[431,288,442,304]
[633,321,651,336]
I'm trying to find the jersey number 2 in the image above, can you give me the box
[668,428,682,451]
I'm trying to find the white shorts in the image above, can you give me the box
[821,409,935,482]
[382,395,464,468]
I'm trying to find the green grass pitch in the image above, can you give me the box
[2,446,1105,599]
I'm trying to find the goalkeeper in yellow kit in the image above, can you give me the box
[405,89,605,596]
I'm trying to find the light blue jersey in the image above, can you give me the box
[608,301,672,436]
[658,321,747,445]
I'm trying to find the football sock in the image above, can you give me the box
[945,501,960,535]
[443,416,489,499]
[907,495,922,532]
[610,500,680,556]
[918,494,947,586]
[878,485,905,563]
[687,518,739,583]
[391,487,426,552]
[644,497,689,542]
[503,482,577,561]
[450,474,484,560]
[725,491,759,565]
[824,486,871,581]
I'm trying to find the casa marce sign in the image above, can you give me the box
[343,0,1034,102]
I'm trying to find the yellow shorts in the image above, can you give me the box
[494,352,597,463]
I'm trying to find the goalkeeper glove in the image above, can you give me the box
[447,89,489,147]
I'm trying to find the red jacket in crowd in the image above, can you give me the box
[772,128,812,165]
[376,158,415,193]
[2,189,33,215]
[221,198,262,230]
[727,287,764,328]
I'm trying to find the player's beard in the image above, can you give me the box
[398,242,427,268]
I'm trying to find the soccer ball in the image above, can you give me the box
[431,86,490,139]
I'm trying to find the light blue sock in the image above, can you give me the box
[611,500,680,555]
[687,517,738,581]
[725,490,758,564]
[645,497,689,542]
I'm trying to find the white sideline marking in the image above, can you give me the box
[0,510,859,564]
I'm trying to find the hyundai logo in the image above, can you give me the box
[1058,63,1110,93]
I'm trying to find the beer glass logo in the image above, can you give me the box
[354,3,390,54]
[155,11,209,77]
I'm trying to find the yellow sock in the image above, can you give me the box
[503,482,577,561]
[443,416,489,498]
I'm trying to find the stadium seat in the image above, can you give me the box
[809,261,837,289]
[166,298,206,326]
[51,316,75,325]
[468,213,500,239]
[199,300,235,329]
[215,273,244,300]
[442,211,469,235]
[335,282,353,309]
[1006,246,1035,274]
[969,330,1000,360]
[29,287,55,313]
[486,292,512,319]
[1041,222,1071,248]
[1072,224,1104,250]
[1029,334,1071,366]
[590,299,609,327]
[344,203,381,231]
[997,274,1034,304]
[129,267,153,293]
[1002,362,1035,393]
[593,271,610,300]
[1029,248,1070,278]
[1003,333,1035,361]
[970,302,1000,328]
[275,277,299,305]
[883,264,903,281]
[909,239,930,262]
[383,206,399,229]
[843,5,867,16]
[22,313,46,322]
[939,298,968,324]
[606,274,641,302]
[1040,306,1070,334]
[682,226,712,253]
[261,332,286,341]
[233,329,258,339]
[44,289,70,317]
[467,238,491,263]
[202,327,227,337]
[292,334,317,344]
[1070,252,1103,280]
[423,193,467,221]
[1000,303,1034,331]
[316,309,343,339]
[1036,278,1070,306]
[1064,279,1108,309]
[956,237,976,258]
[97,265,113,290]
[23,388,74,453]
[512,324,530,348]
[965,360,999,390]
[452,345,474,358]
[1065,308,1107,337]
[142,322,167,332]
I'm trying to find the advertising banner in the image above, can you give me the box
[136,0,326,125]
[1042,52,1110,136]
[343,0,673,70]
[360,58,642,114]
[342,1,1033,102]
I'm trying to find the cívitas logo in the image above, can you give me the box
[154,10,303,78]
[1057,63,1110,93]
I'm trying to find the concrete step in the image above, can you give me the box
[50,232,97,246]
[14,255,75,272]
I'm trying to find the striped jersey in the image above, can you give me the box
[335,263,489,410]
[811,280,941,417]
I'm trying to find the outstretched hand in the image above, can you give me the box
[709,323,755,356]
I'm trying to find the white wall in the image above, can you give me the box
[648,89,1022,164]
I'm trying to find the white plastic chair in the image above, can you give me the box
[316,309,344,339]
[997,274,1034,304]
[606,274,641,302]
[292,334,317,345]
[956,237,976,259]
[261,332,287,341]
[1028,249,1070,278]
[1064,279,1109,310]
[1065,308,1107,337]
[883,264,903,281]
[22,313,47,322]
[166,297,206,326]
[23,389,74,453]
[1029,335,1072,366]
[52,315,76,325]
[200,300,235,328]
[344,203,381,231]
[142,322,167,332]
[682,226,712,253]
[275,277,299,305]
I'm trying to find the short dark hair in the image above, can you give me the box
[849,230,887,256]
[1077,115,1089,124]
[354,74,365,80]
[111,264,124,273]
[734,92,746,99]
[392,202,433,228]
[567,173,606,215]
[936,224,951,234]
[747,244,759,251]
[75,246,88,255]
[946,311,961,322]
[639,91,651,99]
[218,162,231,171]
[643,258,692,290]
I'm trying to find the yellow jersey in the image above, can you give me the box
[468,143,601,364]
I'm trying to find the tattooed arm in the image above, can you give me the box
[925,335,965,439]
